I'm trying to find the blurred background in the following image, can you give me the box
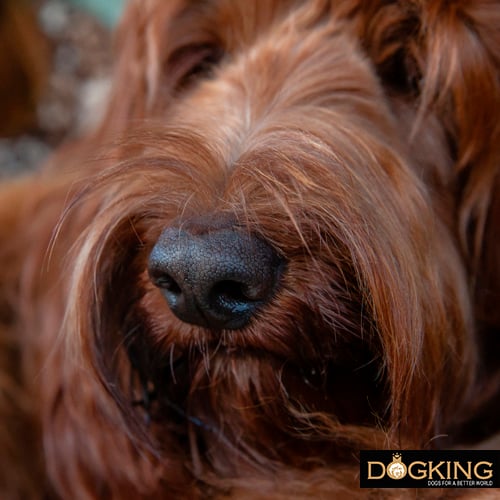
[0,0,126,177]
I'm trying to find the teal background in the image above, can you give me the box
[68,0,126,26]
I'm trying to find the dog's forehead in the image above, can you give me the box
[158,1,378,110]
[123,0,391,130]
[164,0,312,47]
[123,0,398,181]
[148,0,360,68]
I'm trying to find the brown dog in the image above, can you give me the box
[0,0,499,497]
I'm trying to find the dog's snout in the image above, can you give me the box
[148,228,283,330]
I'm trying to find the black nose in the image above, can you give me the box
[148,227,283,330]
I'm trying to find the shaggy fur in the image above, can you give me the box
[0,0,499,498]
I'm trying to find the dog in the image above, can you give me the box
[0,0,499,497]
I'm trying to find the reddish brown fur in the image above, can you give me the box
[0,0,499,498]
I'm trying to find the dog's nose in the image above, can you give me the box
[148,227,283,330]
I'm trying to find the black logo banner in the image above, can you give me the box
[360,450,499,488]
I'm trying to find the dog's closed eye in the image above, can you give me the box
[168,43,225,91]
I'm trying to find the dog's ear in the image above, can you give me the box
[416,2,500,259]
[360,1,500,257]
[410,2,500,348]
[357,1,500,400]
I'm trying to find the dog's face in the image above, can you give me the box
[47,0,499,489]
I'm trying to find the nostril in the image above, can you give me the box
[150,271,186,314]
[153,274,182,295]
[208,280,261,316]
[211,280,254,304]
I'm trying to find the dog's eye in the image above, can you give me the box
[168,44,224,90]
